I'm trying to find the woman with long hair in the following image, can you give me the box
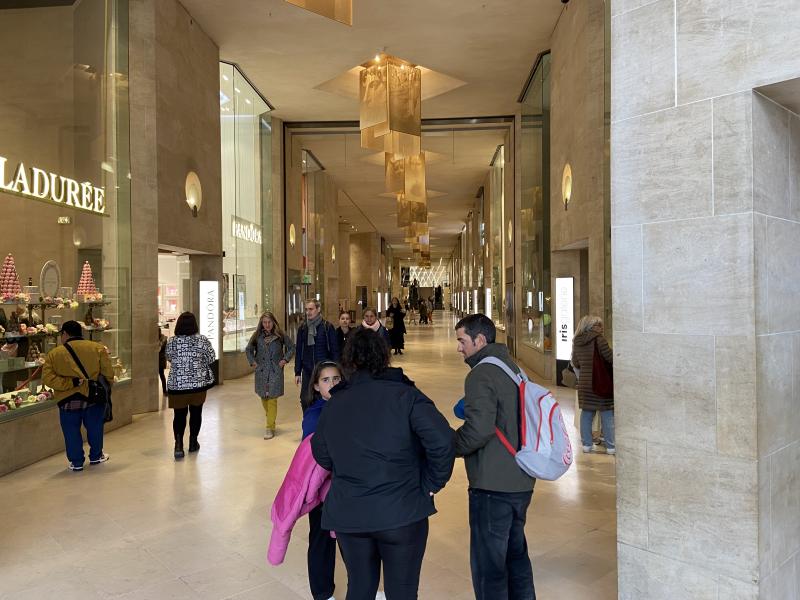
[165,312,216,459]
[386,297,406,355]
[571,315,614,455]
[246,311,296,439]
[335,310,353,352]
[311,328,455,599]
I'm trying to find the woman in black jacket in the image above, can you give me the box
[311,328,455,600]
[385,296,406,355]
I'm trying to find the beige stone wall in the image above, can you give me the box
[612,0,800,597]
[349,232,379,318]
[549,0,606,323]
[153,0,221,255]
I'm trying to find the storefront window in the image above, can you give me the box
[220,63,272,353]
[0,0,131,420]
[490,146,505,327]
[519,52,551,352]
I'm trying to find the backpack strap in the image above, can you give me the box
[476,356,527,454]
[476,356,527,383]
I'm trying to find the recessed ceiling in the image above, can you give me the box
[178,0,562,121]
[294,124,509,258]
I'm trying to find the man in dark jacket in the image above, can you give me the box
[454,313,536,600]
[294,299,339,411]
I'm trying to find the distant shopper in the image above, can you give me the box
[359,307,391,347]
[246,311,296,440]
[165,311,216,460]
[386,297,406,355]
[418,299,429,325]
[427,297,435,325]
[335,310,353,351]
[158,328,168,395]
[571,315,614,455]
[301,360,342,600]
[311,328,455,600]
[295,299,340,412]
[454,313,536,600]
[43,320,114,472]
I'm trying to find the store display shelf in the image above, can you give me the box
[0,361,42,374]
[0,332,58,341]
[0,398,56,423]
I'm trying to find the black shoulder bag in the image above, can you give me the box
[64,342,113,422]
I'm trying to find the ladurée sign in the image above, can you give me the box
[231,216,262,244]
[0,155,106,215]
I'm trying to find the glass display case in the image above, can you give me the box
[0,0,131,422]
[220,62,273,352]
[519,52,551,352]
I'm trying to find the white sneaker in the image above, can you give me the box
[264,429,275,440]
[606,448,616,455]
[582,444,598,453]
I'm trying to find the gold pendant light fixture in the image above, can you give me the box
[359,52,430,260]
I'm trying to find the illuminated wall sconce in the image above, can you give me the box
[289,224,296,248]
[508,219,513,246]
[331,245,336,263]
[185,171,202,217]
[561,163,572,211]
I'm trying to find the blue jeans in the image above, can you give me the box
[580,409,615,449]
[59,402,105,466]
[468,488,535,600]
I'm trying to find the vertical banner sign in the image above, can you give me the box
[199,280,220,359]
[555,277,574,361]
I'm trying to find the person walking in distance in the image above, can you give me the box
[454,313,536,600]
[294,299,340,412]
[43,320,114,471]
[246,311,296,440]
[335,310,353,351]
[386,297,406,355]
[158,327,168,396]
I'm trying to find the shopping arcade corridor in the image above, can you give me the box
[0,312,616,599]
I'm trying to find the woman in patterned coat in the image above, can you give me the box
[246,311,296,439]
[165,312,216,460]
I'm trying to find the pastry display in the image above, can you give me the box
[0,254,29,303]
[0,387,53,414]
[76,261,103,301]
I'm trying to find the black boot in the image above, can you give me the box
[174,437,185,460]
[188,437,200,453]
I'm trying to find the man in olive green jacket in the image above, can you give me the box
[454,313,535,600]
[43,320,114,471]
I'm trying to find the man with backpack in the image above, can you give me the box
[43,320,114,472]
[454,313,536,600]
[294,299,340,412]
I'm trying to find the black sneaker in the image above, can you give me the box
[90,453,110,465]
[67,462,83,471]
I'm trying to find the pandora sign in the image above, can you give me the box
[0,155,106,215]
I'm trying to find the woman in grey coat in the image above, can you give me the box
[246,311,295,439]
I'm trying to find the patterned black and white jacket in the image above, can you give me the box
[165,334,216,395]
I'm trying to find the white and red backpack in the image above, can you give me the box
[478,356,573,481]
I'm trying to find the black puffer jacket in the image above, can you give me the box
[311,368,455,533]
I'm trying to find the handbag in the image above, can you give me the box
[64,342,113,422]
[591,339,614,399]
[385,315,394,330]
[561,363,578,388]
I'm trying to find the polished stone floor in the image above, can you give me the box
[0,313,617,599]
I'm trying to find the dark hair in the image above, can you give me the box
[342,327,389,376]
[60,320,83,338]
[174,311,199,336]
[303,360,342,411]
[455,313,496,344]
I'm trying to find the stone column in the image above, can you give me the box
[612,1,800,598]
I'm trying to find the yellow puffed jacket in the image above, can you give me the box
[43,337,114,404]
